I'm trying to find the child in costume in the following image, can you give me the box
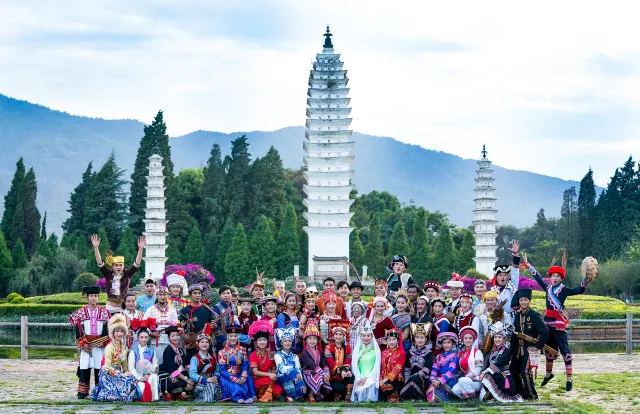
[218,318,256,404]
[400,322,434,400]
[426,332,459,403]
[479,321,523,403]
[386,255,415,303]
[324,319,354,402]
[350,319,381,402]
[378,327,406,402]
[188,325,220,403]
[249,320,283,402]
[452,326,483,400]
[274,326,307,401]
[300,321,332,402]
[128,325,160,401]
[91,314,137,402]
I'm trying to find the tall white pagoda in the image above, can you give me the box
[473,145,498,277]
[142,150,168,282]
[303,26,355,281]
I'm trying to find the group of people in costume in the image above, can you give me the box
[69,236,593,404]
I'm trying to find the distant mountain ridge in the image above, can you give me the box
[1,93,581,235]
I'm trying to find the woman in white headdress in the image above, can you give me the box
[350,319,381,402]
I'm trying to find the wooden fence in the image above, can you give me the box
[0,314,639,361]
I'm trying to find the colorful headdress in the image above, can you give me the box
[375,278,388,288]
[371,296,388,309]
[248,319,273,341]
[322,290,338,304]
[196,323,213,343]
[436,331,458,348]
[429,296,447,308]
[385,327,402,339]
[224,316,243,334]
[489,321,511,338]
[157,285,168,293]
[107,313,128,339]
[351,301,365,314]
[303,321,321,339]
[238,295,255,304]
[482,290,498,301]
[131,318,157,334]
[474,279,487,287]
[105,253,125,267]
[423,280,441,292]
[386,254,408,273]
[252,270,266,290]
[458,326,478,342]
[547,266,566,279]
[359,319,373,335]
[410,322,433,338]
[447,273,464,288]
[166,271,188,296]
[261,294,278,304]
[275,326,297,346]
[188,283,203,294]
[329,319,350,342]
[493,263,510,276]
[304,291,317,301]
[459,293,474,302]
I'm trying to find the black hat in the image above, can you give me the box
[253,330,270,341]
[387,255,408,272]
[83,286,100,295]
[145,278,157,286]
[517,289,532,300]
[349,281,364,290]
[165,325,181,336]
[493,263,510,276]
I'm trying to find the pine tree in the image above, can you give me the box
[276,204,301,278]
[249,216,277,277]
[63,162,94,235]
[183,224,205,266]
[349,224,365,275]
[224,136,252,225]
[116,227,137,264]
[533,208,552,243]
[364,215,385,278]
[40,212,47,240]
[201,144,225,233]
[11,240,28,269]
[388,221,410,257]
[410,209,430,283]
[47,233,59,257]
[203,230,218,273]
[36,234,52,260]
[215,220,235,283]
[129,111,174,235]
[165,235,183,266]
[83,151,128,248]
[248,147,285,227]
[0,231,14,296]
[224,223,251,286]
[298,216,308,277]
[1,158,25,247]
[559,186,578,258]
[457,230,476,273]
[578,168,597,256]
[19,168,41,257]
[432,223,457,282]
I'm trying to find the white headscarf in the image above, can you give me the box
[351,330,381,401]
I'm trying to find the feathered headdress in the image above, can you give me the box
[252,269,265,290]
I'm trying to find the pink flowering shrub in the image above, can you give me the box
[161,264,216,299]
[96,278,106,288]
[442,274,549,294]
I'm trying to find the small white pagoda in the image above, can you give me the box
[473,145,498,277]
[143,150,168,282]
[303,26,355,281]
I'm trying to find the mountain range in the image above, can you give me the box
[1,93,583,236]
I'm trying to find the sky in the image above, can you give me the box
[0,1,638,186]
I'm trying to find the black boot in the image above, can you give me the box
[566,380,572,391]
[77,393,88,399]
[540,373,554,387]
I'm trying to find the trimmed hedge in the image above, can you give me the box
[11,295,25,304]
[25,292,107,305]
[0,303,83,317]
[580,308,640,319]
[6,292,20,302]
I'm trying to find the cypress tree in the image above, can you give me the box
[224,223,251,286]
[201,144,225,233]
[40,212,47,240]
[165,235,183,266]
[578,168,597,256]
[1,158,25,247]
[11,240,28,269]
[432,223,457,282]
[534,208,552,243]
[349,224,365,275]
[203,230,218,274]
[47,233,59,257]
[19,168,41,257]
[224,136,251,225]
[276,204,301,278]
[298,215,308,277]
[249,216,277,277]
[248,147,285,227]
[457,230,476,273]
[183,224,205,266]
[364,215,385,278]
[116,227,137,264]
[410,209,430,283]
[215,220,235,283]
[0,231,14,296]
[63,162,94,236]
[388,221,410,257]
[36,233,52,260]
[129,111,174,235]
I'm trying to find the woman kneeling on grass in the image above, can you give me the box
[188,325,219,403]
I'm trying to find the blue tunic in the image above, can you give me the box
[218,344,256,403]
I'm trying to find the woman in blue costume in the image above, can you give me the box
[277,292,301,352]
[218,318,257,404]
[274,326,307,401]
[188,324,220,403]
[390,294,413,351]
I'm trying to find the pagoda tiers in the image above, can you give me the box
[303,26,355,281]
[142,151,168,282]
[473,145,498,277]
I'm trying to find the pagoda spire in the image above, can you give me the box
[473,145,498,277]
[323,25,334,50]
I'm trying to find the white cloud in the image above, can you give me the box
[0,0,638,186]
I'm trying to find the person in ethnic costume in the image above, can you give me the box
[345,281,368,319]
[250,271,266,316]
[445,273,465,316]
[300,321,332,402]
[218,317,256,404]
[238,295,258,336]
[128,324,160,401]
[369,296,395,350]
[324,319,354,402]
[426,332,459,403]
[509,288,548,400]
[378,327,406,402]
[318,290,343,345]
[474,290,511,349]
[386,255,415,304]
[351,319,382,402]
[179,283,215,359]
[400,322,434,401]
[490,240,521,317]
[274,326,307,401]
[259,295,279,351]
[423,280,441,302]
[249,320,283,402]
[188,325,220,403]
[370,278,394,317]
[391,294,413,351]
[166,271,189,313]
[524,254,592,392]
[413,295,433,324]
[348,301,367,352]
[69,286,110,399]
[473,279,487,312]
[430,297,450,357]
[479,321,523,403]
[452,293,476,337]
[452,326,483,400]
[122,293,144,325]
[159,325,193,401]
[213,285,237,350]
[91,314,137,402]
[144,285,178,364]
[91,233,145,315]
